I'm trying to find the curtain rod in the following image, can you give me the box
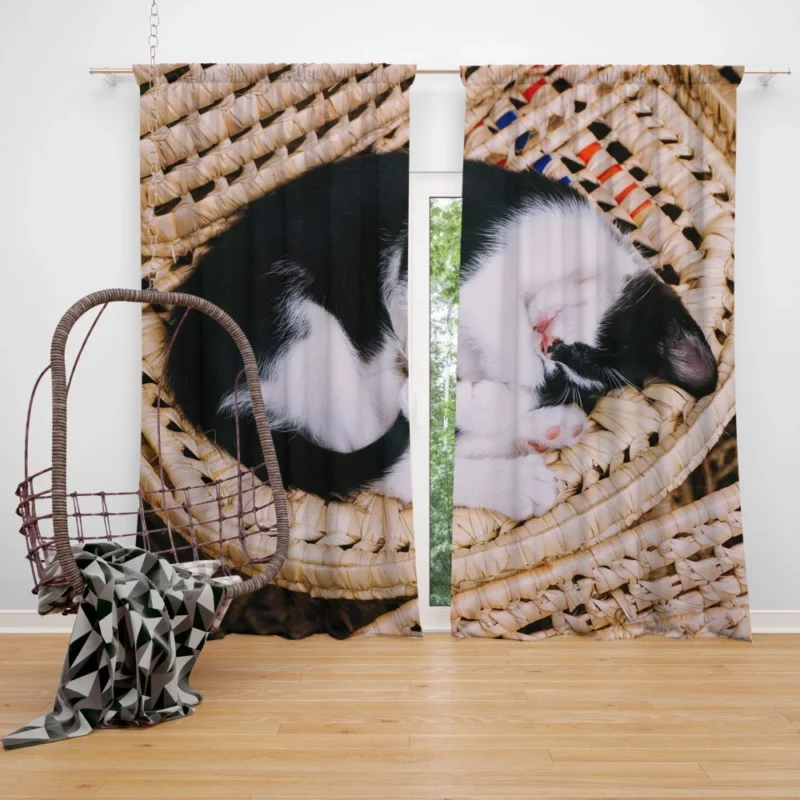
[89,66,792,87]
[90,66,791,77]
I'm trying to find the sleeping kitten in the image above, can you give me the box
[452,159,717,519]
[164,153,716,521]
[164,152,413,503]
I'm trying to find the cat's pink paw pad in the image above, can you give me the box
[521,406,589,451]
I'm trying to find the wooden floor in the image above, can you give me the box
[1,633,799,798]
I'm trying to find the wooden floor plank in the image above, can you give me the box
[1,633,799,799]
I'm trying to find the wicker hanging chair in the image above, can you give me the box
[452,64,745,639]
[17,288,290,611]
[136,64,419,636]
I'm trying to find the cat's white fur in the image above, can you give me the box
[224,203,647,521]
[220,244,408,453]
[220,295,405,452]
[450,202,648,519]
[458,202,646,387]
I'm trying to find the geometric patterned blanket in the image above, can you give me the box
[2,542,236,750]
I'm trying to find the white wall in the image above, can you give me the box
[1,0,798,614]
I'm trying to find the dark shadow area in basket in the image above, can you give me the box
[667,417,739,507]
[212,586,419,641]
[137,502,417,639]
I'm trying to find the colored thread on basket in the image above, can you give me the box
[577,141,601,163]
[515,132,532,151]
[533,154,551,172]
[630,199,653,220]
[522,78,546,102]
[597,164,622,183]
[495,110,517,129]
[615,182,637,203]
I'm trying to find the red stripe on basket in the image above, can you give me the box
[615,182,637,204]
[522,78,546,102]
[577,141,601,163]
[496,158,507,168]
[597,164,622,183]
[631,199,652,219]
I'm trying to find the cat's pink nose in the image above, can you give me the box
[534,311,561,353]
[534,310,560,333]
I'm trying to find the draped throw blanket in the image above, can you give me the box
[137,64,419,638]
[450,65,749,641]
[2,543,232,749]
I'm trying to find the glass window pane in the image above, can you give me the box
[429,197,461,607]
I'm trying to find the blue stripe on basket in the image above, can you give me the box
[559,176,571,185]
[495,110,517,129]
[515,132,531,151]
[533,154,551,172]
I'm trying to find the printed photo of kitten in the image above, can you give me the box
[165,152,716,522]
[450,63,745,642]
[453,159,718,519]
[138,64,421,641]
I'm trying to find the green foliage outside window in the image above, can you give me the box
[429,198,461,606]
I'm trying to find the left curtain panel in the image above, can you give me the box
[137,63,419,638]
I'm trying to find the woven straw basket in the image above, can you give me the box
[137,64,418,636]
[453,64,746,639]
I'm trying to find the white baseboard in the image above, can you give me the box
[0,611,74,633]
[749,610,800,633]
[1,609,798,634]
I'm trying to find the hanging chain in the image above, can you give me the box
[146,1,160,290]
[149,1,159,66]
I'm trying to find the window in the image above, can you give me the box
[408,172,461,631]
[429,197,461,607]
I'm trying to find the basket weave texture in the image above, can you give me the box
[137,64,418,636]
[452,64,748,640]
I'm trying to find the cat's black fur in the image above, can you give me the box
[545,270,718,408]
[164,152,411,499]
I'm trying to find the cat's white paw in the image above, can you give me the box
[454,453,560,520]
[518,404,588,452]
[500,454,560,520]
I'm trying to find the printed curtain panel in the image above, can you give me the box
[137,63,420,638]
[450,65,748,641]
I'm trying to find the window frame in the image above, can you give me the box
[409,170,462,632]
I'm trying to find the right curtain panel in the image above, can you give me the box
[451,65,749,641]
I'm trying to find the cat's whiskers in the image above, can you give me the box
[604,365,637,392]
[569,382,580,408]
[553,379,571,409]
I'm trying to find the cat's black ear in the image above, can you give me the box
[657,318,718,398]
